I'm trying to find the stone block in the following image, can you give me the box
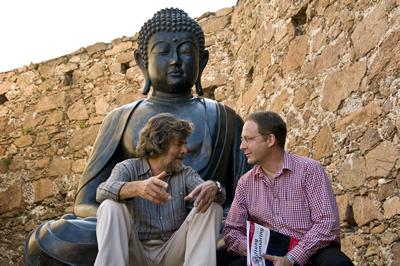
[242,77,264,112]
[109,63,122,74]
[126,66,142,80]
[59,63,78,74]
[360,128,381,154]
[368,30,400,89]
[383,196,400,219]
[352,196,383,226]
[67,99,89,121]
[33,132,50,146]
[23,113,41,130]
[72,159,86,172]
[336,152,366,190]
[0,117,16,134]
[38,60,57,78]
[259,48,271,70]
[86,42,107,55]
[69,125,101,152]
[116,51,134,64]
[215,7,232,17]
[17,72,31,88]
[87,63,104,80]
[44,111,64,126]
[365,141,398,178]
[269,89,290,115]
[0,184,23,213]
[14,135,33,148]
[351,2,388,59]
[336,194,353,222]
[95,95,109,115]
[33,178,53,203]
[48,157,71,176]
[313,123,335,160]
[0,81,13,94]
[36,92,66,113]
[8,154,25,171]
[336,102,382,133]
[341,237,354,261]
[201,16,230,33]
[393,243,400,266]
[72,70,86,84]
[321,61,366,112]
[105,42,132,56]
[282,34,309,76]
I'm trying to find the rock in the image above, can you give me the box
[360,128,381,154]
[365,236,379,257]
[201,16,230,33]
[269,89,290,115]
[71,159,86,172]
[336,152,366,190]
[44,111,64,126]
[38,60,57,78]
[351,2,388,59]
[0,184,23,213]
[365,141,398,178]
[36,92,66,113]
[336,102,382,133]
[67,99,89,121]
[0,117,16,134]
[87,63,104,80]
[14,135,33,148]
[33,179,53,203]
[23,113,41,130]
[313,123,335,160]
[48,157,71,176]
[59,63,78,74]
[86,42,107,55]
[393,243,400,265]
[116,51,134,64]
[282,34,309,77]
[375,181,397,201]
[105,42,132,56]
[336,194,353,221]
[383,197,400,219]
[321,61,366,112]
[95,95,109,115]
[259,48,271,70]
[341,237,354,261]
[33,132,50,146]
[352,196,383,226]
[0,81,13,94]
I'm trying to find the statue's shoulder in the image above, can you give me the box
[199,97,238,121]
[102,99,145,124]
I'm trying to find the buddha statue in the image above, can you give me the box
[24,8,251,265]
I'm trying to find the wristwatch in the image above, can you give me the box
[213,180,222,196]
[285,255,297,266]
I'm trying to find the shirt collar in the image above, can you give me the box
[254,151,294,178]
[138,158,178,178]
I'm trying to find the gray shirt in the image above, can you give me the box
[96,158,226,241]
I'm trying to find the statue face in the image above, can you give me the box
[147,31,200,94]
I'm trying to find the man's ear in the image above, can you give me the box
[134,49,151,95]
[267,134,276,148]
[195,50,209,96]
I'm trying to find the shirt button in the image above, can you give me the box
[160,217,163,220]
[276,213,279,216]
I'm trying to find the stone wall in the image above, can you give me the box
[1,0,400,265]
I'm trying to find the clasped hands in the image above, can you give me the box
[121,171,219,213]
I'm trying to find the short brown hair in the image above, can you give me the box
[245,111,287,149]
[136,113,194,159]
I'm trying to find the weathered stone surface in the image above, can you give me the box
[115,90,145,107]
[109,63,122,74]
[33,132,50,146]
[0,81,13,94]
[321,61,366,112]
[126,66,141,80]
[202,74,227,92]
[282,35,309,76]
[0,117,16,134]
[71,159,86,172]
[201,16,230,33]
[23,113,41,130]
[365,237,379,257]
[14,135,33,148]
[72,70,86,84]
[87,63,104,80]
[303,36,346,79]
[393,243,400,265]
[67,99,89,121]
[69,125,101,151]
[8,154,25,171]
[360,127,381,154]
[33,179,53,203]
[86,42,107,55]
[374,181,397,201]
[336,102,382,133]
[365,141,398,178]
[242,77,264,112]
[341,237,354,261]
[350,235,368,248]
[259,48,271,70]
[215,7,232,17]
[351,2,387,59]
[368,30,400,89]
[37,92,66,113]
[16,72,31,88]
[95,95,109,115]
[336,152,366,190]
[116,51,134,63]
[59,63,78,73]
[44,111,64,126]
[269,89,290,115]
[37,158,50,168]
[336,194,353,221]
[105,42,132,56]
[38,60,57,78]
[352,196,383,226]
[48,157,71,176]
[313,123,335,160]
[383,197,400,219]
[0,184,23,213]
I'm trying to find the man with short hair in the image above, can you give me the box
[224,111,353,266]
[95,113,225,266]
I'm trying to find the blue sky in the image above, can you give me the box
[0,0,237,73]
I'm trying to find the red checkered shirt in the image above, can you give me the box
[223,152,340,266]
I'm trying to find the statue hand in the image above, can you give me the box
[184,180,218,213]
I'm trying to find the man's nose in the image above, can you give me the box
[180,145,187,154]
[240,141,246,150]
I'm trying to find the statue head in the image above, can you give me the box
[134,8,209,96]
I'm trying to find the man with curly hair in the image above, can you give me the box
[95,113,226,266]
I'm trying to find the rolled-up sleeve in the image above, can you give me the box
[96,162,131,204]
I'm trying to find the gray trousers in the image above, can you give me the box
[95,199,223,266]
